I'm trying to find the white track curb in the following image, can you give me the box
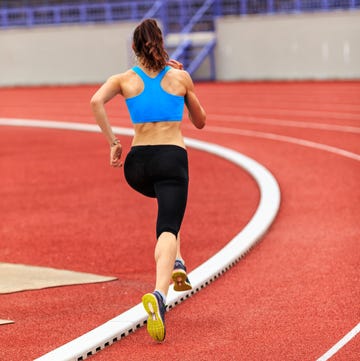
[0,118,281,361]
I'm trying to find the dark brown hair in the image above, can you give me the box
[133,19,169,72]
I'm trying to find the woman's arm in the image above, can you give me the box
[167,59,206,129]
[90,75,122,145]
[90,75,123,167]
[183,72,206,129]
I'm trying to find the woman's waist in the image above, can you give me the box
[132,122,185,148]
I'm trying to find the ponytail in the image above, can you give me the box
[133,19,169,72]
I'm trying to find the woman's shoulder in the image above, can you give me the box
[167,66,189,76]
[106,69,139,90]
[166,67,192,85]
[109,69,138,81]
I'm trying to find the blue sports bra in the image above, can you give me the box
[125,66,185,124]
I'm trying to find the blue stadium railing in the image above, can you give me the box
[1,0,358,30]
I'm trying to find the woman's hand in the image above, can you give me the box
[110,143,123,167]
[167,59,184,70]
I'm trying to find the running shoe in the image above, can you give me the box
[172,259,192,291]
[142,291,166,342]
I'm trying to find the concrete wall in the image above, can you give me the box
[1,11,360,85]
[215,11,360,80]
[0,22,137,86]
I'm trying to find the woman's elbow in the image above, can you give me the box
[90,95,100,108]
[90,95,105,114]
[197,110,206,129]
[194,115,206,129]
[196,119,206,129]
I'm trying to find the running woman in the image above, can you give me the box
[90,18,206,342]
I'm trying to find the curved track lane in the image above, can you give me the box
[0,81,359,361]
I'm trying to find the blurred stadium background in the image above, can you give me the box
[1,2,359,360]
[0,0,359,84]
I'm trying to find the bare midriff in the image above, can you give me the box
[132,121,185,149]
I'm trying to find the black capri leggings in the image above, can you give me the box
[124,145,189,239]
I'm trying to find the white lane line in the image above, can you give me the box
[0,118,280,361]
[0,118,124,135]
[214,107,360,121]
[316,322,360,361]
[209,114,360,134]
[186,124,360,162]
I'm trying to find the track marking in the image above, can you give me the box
[184,124,360,162]
[316,322,360,361]
[209,114,360,134]
[0,118,280,361]
[0,262,116,294]
[4,118,357,160]
[214,107,360,120]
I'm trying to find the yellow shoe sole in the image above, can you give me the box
[172,269,192,291]
[142,293,165,342]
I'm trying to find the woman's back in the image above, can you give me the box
[119,65,188,147]
[121,66,187,99]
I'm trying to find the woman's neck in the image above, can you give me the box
[137,59,162,76]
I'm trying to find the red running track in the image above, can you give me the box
[0,81,359,361]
